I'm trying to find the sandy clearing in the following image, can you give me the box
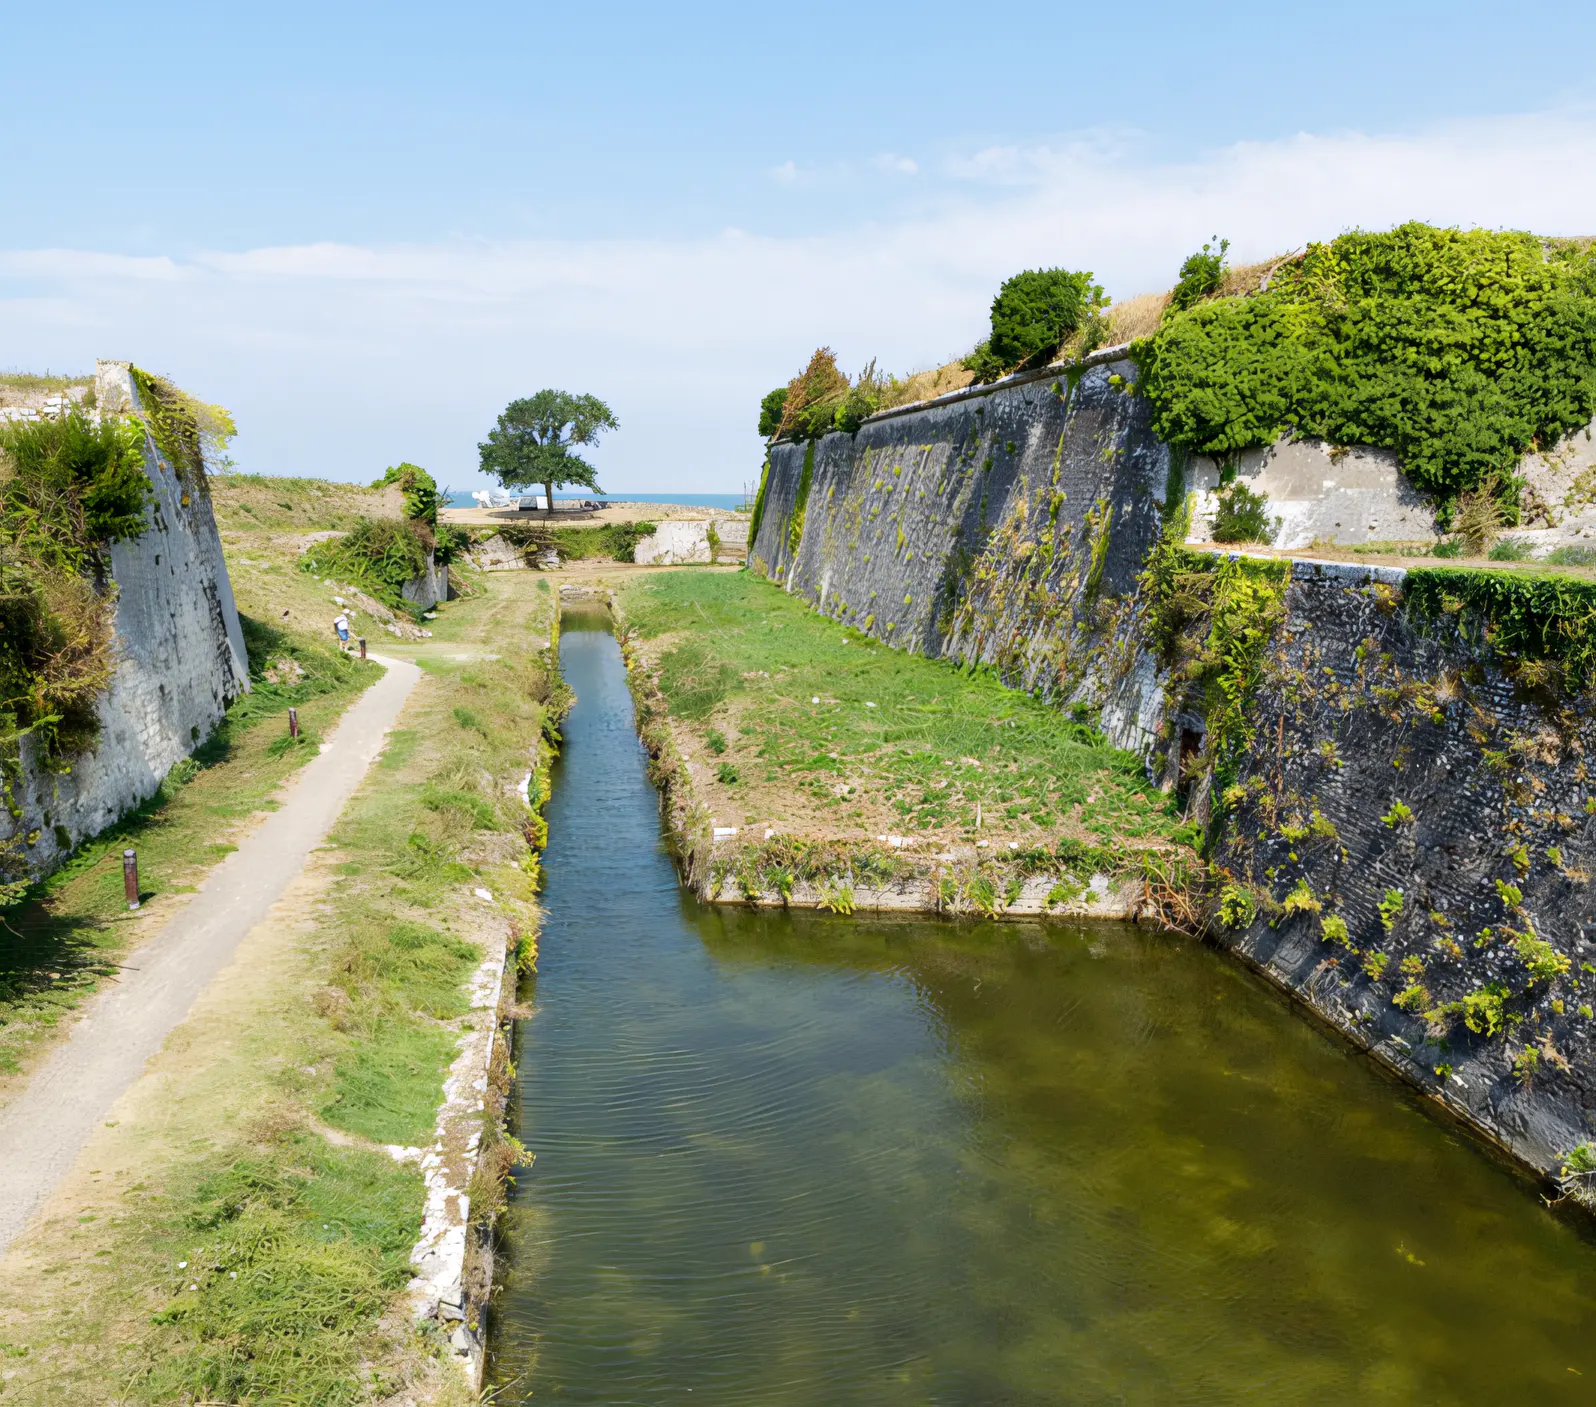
[0,654,422,1258]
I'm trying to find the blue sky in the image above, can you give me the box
[5,1,1596,491]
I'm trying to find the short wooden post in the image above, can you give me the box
[287,706,299,738]
[359,637,367,660]
[123,849,140,911]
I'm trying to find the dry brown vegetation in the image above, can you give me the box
[0,371,92,409]
[209,473,400,534]
[878,359,978,410]
[1102,291,1171,345]
[1220,253,1297,297]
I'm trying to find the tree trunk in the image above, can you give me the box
[544,479,554,517]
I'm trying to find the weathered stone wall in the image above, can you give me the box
[1188,439,1440,549]
[750,351,1172,737]
[401,551,448,610]
[752,359,1596,1188]
[2,361,250,876]
[1209,557,1596,1182]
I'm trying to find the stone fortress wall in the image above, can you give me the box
[748,352,1596,1191]
[1,361,251,877]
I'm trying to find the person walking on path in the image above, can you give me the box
[333,610,351,649]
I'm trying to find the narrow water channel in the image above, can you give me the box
[490,610,1596,1404]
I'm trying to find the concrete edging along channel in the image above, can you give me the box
[404,893,515,1388]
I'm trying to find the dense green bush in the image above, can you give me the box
[1,411,151,563]
[1209,481,1279,544]
[1169,237,1230,314]
[758,388,788,438]
[1135,223,1596,506]
[0,412,153,777]
[434,521,469,565]
[300,517,431,613]
[370,461,441,526]
[965,267,1108,383]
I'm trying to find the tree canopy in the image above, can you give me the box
[478,390,618,508]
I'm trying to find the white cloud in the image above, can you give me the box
[771,160,797,185]
[6,108,1596,492]
[871,153,919,175]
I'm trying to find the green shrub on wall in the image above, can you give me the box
[787,440,815,557]
[0,413,153,756]
[747,455,772,552]
[1405,566,1596,692]
[128,366,235,486]
[774,348,850,441]
[1141,542,1288,798]
[965,268,1109,384]
[1134,223,1596,507]
[758,389,788,439]
[1210,481,1279,544]
[370,461,441,526]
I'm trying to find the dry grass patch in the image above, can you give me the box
[210,473,399,536]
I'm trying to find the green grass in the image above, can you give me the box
[119,1134,426,1405]
[323,1023,464,1145]
[618,570,1181,848]
[119,584,563,1400]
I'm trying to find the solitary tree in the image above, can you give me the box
[478,390,618,514]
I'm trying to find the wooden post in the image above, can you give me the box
[359,637,367,660]
[288,706,299,738]
[123,849,140,911]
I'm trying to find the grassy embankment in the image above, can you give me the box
[0,487,563,1402]
[616,569,1189,915]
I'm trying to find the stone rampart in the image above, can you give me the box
[750,351,1171,732]
[1208,556,1596,1183]
[751,361,1596,1190]
[2,361,250,876]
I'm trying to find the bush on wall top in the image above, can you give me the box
[1133,223,1596,509]
[965,267,1109,384]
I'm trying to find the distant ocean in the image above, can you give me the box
[446,491,745,510]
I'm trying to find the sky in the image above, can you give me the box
[5,1,1596,493]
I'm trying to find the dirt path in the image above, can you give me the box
[0,655,422,1258]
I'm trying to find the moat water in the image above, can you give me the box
[488,610,1596,1403]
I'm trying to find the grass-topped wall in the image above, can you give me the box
[1404,566,1596,693]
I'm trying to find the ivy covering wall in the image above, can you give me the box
[1133,223,1596,506]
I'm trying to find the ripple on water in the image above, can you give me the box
[489,615,1596,1406]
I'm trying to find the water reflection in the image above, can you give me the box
[490,615,1596,1405]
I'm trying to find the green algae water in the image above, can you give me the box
[489,612,1596,1403]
